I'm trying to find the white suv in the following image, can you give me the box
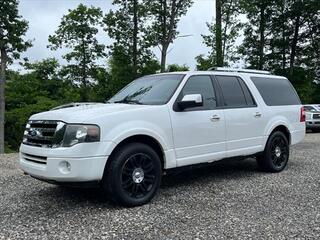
[20,68,306,206]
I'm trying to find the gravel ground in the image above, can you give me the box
[0,134,320,240]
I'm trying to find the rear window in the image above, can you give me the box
[251,77,301,106]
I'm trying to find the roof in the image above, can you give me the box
[152,69,283,78]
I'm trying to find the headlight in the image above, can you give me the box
[61,124,100,147]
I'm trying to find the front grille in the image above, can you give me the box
[313,114,320,119]
[21,153,47,165]
[23,120,66,148]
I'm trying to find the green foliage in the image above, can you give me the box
[195,54,214,71]
[48,4,106,101]
[196,0,242,68]
[0,0,32,153]
[5,97,59,150]
[5,60,81,151]
[238,0,320,103]
[146,0,193,43]
[103,1,162,92]
[145,0,193,71]
[237,0,278,69]
[167,64,189,72]
[104,0,153,79]
[107,46,160,97]
[0,0,32,62]
[89,67,113,102]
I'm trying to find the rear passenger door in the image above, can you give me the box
[215,75,265,157]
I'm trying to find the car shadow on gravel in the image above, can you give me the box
[23,158,261,209]
[162,158,259,188]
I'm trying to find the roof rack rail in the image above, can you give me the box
[208,67,271,75]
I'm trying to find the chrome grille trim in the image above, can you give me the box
[23,120,66,148]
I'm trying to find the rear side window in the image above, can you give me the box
[216,76,255,108]
[238,79,256,106]
[251,77,301,106]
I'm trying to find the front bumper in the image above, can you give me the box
[306,120,320,129]
[19,142,115,182]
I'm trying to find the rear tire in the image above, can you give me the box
[257,131,289,172]
[102,142,162,207]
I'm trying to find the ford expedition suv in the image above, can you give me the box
[20,68,305,206]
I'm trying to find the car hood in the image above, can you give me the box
[29,103,150,123]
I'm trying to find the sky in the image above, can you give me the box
[14,0,216,71]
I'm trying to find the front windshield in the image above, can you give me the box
[108,74,185,105]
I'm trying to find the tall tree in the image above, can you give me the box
[288,0,319,77]
[238,0,276,69]
[215,0,223,67]
[48,4,105,102]
[104,0,154,80]
[196,0,242,69]
[0,0,31,153]
[146,0,193,72]
[288,0,302,76]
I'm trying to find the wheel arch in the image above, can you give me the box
[268,125,291,145]
[104,134,167,176]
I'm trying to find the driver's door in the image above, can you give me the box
[170,75,226,167]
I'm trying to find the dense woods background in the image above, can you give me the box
[0,0,319,152]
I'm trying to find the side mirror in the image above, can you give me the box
[177,94,203,110]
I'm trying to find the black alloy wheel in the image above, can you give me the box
[103,142,162,207]
[269,135,289,169]
[121,153,156,198]
[257,131,289,172]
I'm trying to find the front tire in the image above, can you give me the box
[103,143,162,207]
[257,131,289,172]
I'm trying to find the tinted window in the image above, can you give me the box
[251,77,301,106]
[180,75,216,110]
[238,78,256,106]
[109,74,184,105]
[216,76,247,107]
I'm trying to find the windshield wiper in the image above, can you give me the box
[114,98,143,105]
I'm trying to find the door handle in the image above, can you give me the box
[210,115,220,122]
[254,112,262,118]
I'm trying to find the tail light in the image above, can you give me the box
[300,106,306,122]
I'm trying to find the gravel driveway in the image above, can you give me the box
[0,134,320,239]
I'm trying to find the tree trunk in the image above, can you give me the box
[160,0,167,73]
[215,0,223,67]
[81,38,88,102]
[258,3,266,70]
[281,0,286,71]
[289,15,300,77]
[281,28,286,70]
[160,44,168,72]
[222,0,233,63]
[132,0,138,78]
[0,48,7,154]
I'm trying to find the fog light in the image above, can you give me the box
[59,161,71,174]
